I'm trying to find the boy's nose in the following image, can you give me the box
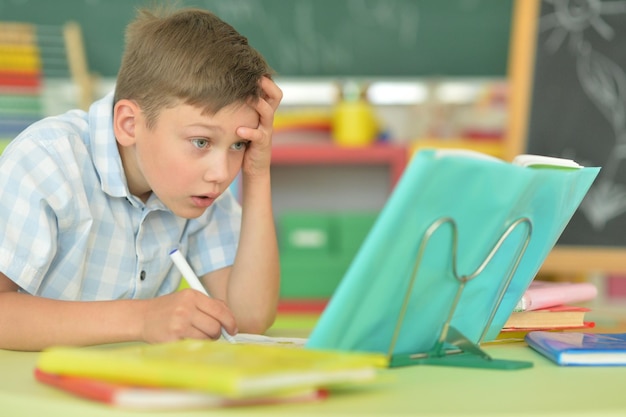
[203,154,230,184]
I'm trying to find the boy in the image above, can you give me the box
[0,7,282,351]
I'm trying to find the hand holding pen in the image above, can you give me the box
[169,249,237,343]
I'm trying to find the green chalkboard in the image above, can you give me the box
[525,0,626,248]
[0,0,513,77]
[506,0,626,274]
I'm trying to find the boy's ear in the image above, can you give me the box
[113,99,141,146]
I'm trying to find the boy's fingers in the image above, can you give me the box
[236,77,281,142]
[196,296,238,334]
[255,97,275,125]
[236,126,261,142]
[259,76,282,111]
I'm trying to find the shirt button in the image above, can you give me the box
[140,270,146,281]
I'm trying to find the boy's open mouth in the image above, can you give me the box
[191,195,215,208]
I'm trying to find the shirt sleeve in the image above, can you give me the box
[0,137,63,293]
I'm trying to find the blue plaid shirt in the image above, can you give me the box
[0,93,241,300]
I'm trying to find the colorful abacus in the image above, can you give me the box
[0,21,93,146]
[0,22,44,143]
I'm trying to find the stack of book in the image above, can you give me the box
[35,338,388,410]
[500,280,598,337]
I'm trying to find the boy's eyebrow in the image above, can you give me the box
[183,122,224,132]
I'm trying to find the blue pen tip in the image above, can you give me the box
[169,248,178,255]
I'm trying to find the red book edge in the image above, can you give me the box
[500,321,596,333]
[34,368,328,409]
[536,304,591,312]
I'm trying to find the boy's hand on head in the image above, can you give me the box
[236,76,283,178]
[140,289,237,343]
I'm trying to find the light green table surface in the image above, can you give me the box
[3,314,626,417]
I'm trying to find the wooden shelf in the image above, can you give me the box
[271,143,408,189]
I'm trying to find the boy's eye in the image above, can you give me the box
[231,141,249,151]
[191,138,209,149]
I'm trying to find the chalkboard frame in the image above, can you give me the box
[505,0,626,275]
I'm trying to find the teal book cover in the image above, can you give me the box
[306,149,599,360]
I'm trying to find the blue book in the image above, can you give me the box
[525,332,626,366]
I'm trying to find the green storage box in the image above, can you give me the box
[278,212,334,255]
[335,212,378,253]
[278,211,379,299]
[279,254,353,299]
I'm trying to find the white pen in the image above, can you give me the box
[169,248,237,343]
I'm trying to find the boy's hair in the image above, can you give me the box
[114,7,272,128]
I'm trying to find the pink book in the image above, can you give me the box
[514,280,598,312]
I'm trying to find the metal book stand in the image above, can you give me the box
[387,216,534,370]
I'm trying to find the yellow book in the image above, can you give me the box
[504,309,587,329]
[37,339,388,399]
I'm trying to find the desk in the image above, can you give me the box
[3,313,626,417]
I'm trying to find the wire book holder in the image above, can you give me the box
[387,216,534,370]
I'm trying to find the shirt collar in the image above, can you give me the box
[89,92,130,199]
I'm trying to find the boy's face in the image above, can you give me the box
[118,100,258,218]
